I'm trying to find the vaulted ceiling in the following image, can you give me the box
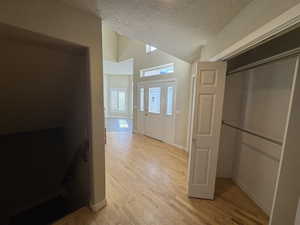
[62,0,253,62]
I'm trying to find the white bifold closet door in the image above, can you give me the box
[187,62,226,199]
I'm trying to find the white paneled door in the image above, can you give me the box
[137,81,176,144]
[187,62,226,199]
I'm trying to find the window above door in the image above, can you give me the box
[140,63,174,78]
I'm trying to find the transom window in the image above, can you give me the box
[140,63,174,77]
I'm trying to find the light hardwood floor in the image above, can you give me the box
[54,132,269,225]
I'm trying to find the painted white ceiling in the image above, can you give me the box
[61,0,253,62]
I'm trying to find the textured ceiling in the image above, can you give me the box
[61,0,253,62]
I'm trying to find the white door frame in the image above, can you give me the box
[136,78,177,145]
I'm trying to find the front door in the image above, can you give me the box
[137,81,176,144]
[145,85,164,140]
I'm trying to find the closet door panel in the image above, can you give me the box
[188,62,226,199]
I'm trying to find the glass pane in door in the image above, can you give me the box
[148,87,161,114]
[118,91,126,112]
[140,88,144,111]
[166,87,174,115]
[110,90,118,112]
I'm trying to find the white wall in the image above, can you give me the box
[102,24,118,62]
[103,59,134,75]
[102,26,134,120]
[202,0,300,60]
[0,0,105,206]
[118,35,191,148]
[218,57,297,215]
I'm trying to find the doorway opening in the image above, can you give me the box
[0,23,92,225]
[103,59,133,133]
[100,26,268,225]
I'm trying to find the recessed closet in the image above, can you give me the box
[219,56,296,215]
[217,25,300,225]
[188,24,300,225]
[0,23,92,225]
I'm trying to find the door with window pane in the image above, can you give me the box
[144,86,163,140]
[141,81,176,143]
[109,88,127,116]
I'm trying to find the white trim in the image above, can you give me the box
[170,143,188,152]
[234,179,269,215]
[210,2,300,61]
[295,198,300,225]
[106,115,131,119]
[186,67,197,153]
[90,199,107,212]
[270,56,300,222]
[137,78,177,85]
[134,129,187,151]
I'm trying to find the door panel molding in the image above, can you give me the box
[188,62,226,199]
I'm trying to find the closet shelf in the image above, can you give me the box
[222,121,283,146]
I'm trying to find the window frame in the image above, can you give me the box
[139,87,144,112]
[109,87,128,113]
[148,87,161,114]
[140,63,175,78]
[166,86,174,116]
[145,44,157,54]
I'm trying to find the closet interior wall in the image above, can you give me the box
[217,56,297,215]
[0,24,90,223]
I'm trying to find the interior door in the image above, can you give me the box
[187,62,226,199]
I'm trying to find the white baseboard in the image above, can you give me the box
[89,199,107,212]
[170,143,188,152]
[234,178,270,215]
[133,130,187,151]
